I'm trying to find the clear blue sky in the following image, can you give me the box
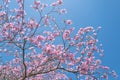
[63,0,120,79]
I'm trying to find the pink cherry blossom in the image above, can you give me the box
[59,9,67,14]
[36,35,45,41]
[63,30,71,39]
[64,20,72,25]
[32,0,41,9]
[51,0,63,6]
[0,11,6,17]
[44,15,50,26]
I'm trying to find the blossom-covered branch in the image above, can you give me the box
[0,0,117,80]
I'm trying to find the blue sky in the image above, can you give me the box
[63,0,120,79]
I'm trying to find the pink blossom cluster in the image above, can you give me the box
[64,20,73,25]
[0,11,6,17]
[58,9,67,14]
[51,0,63,6]
[31,0,48,11]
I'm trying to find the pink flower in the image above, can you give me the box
[36,35,45,41]
[57,0,63,5]
[47,34,54,41]
[15,9,24,15]
[96,59,101,64]
[59,9,67,14]
[34,0,40,6]
[78,28,84,35]
[70,41,75,46]
[68,62,74,66]
[87,52,93,56]
[102,73,108,80]
[84,27,93,32]
[28,19,37,28]
[111,70,118,78]
[33,39,39,44]
[77,42,84,47]
[37,42,42,48]
[80,62,89,74]
[63,30,70,40]
[0,11,6,17]
[33,0,41,9]
[51,0,63,6]
[51,2,57,6]
[87,39,96,45]
[74,35,79,40]
[44,15,49,26]
[44,44,55,54]
[13,58,20,64]
[64,20,72,25]
[68,54,75,61]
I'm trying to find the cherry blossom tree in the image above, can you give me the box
[0,0,117,80]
